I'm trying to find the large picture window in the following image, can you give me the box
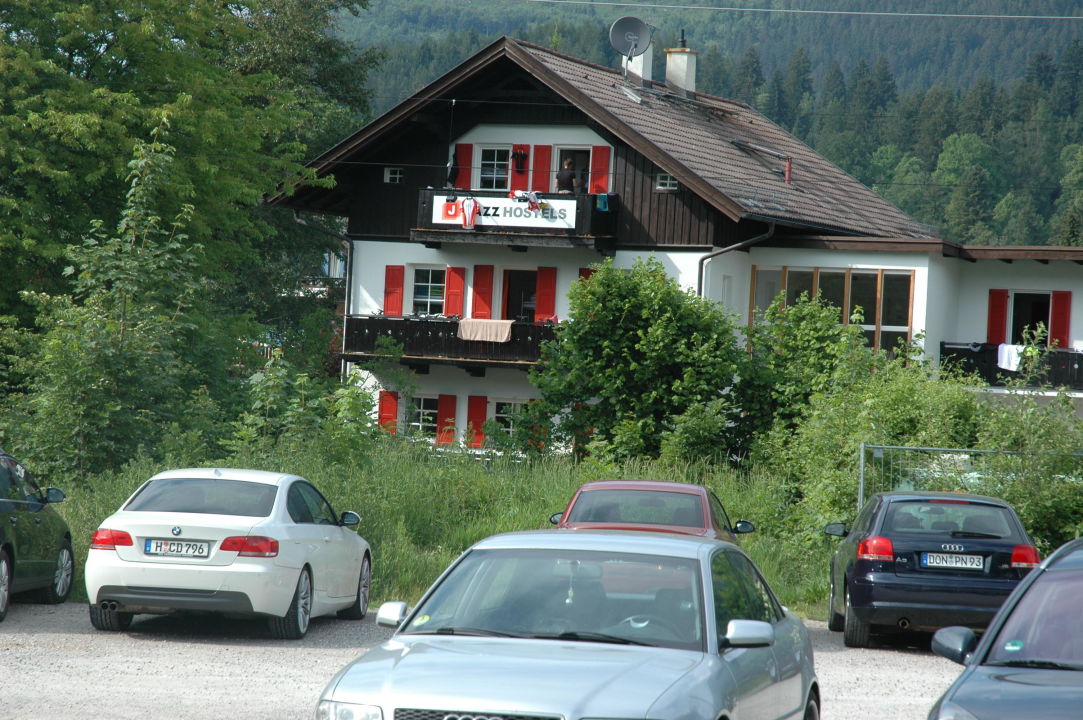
[751,266,914,352]
[479,148,510,190]
[412,268,445,316]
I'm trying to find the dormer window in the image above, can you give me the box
[655,172,679,191]
[479,148,510,190]
[384,167,404,184]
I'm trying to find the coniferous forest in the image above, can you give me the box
[342,0,1083,247]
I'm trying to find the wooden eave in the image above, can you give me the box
[957,246,1083,263]
[760,235,963,255]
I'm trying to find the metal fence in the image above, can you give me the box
[857,443,1083,511]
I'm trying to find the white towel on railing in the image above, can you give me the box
[997,343,1023,371]
[457,319,513,343]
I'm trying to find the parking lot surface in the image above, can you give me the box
[1,602,957,719]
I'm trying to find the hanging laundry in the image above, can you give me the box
[460,197,481,230]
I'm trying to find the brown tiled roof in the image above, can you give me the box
[507,38,932,238]
[278,36,931,239]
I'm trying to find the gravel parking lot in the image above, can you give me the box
[1,601,957,720]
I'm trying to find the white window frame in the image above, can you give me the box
[410,266,446,317]
[655,172,679,191]
[383,167,404,184]
[477,147,511,191]
[493,400,526,434]
[410,396,439,437]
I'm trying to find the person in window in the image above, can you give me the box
[556,158,578,194]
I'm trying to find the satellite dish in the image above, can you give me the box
[609,16,652,59]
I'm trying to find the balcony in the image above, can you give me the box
[343,315,558,370]
[940,342,1083,391]
[412,188,618,250]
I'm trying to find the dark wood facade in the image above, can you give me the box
[940,342,1083,391]
[344,316,557,370]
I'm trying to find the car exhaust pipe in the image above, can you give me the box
[898,618,910,630]
[101,601,119,611]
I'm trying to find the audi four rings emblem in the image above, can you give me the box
[172,527,182,536]
[941,543,964,552]
[444,715,503,720]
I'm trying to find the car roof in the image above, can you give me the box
[472,528,731,559]
[148,467,303,487]
[575,479,707,496]
[1043,537,1083,571]
[873,490,1012,506]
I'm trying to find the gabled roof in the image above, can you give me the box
[276,36,931,239]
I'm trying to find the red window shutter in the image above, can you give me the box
[511,143,530,192]
[579,267,595,280]
[531,145,552,192]
[377,391,399,434]
[436,394,457,445]
[453,143,473,190]
[589,145,611,194]
[1051,291,1072,348]
[383,265,405,317]
[467,395,488,449]
[445,266,466,317]
[986,289,1009,344]
[472,265,494,319]
[535,266,557,322]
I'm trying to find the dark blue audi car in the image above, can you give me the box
[928,537,1083,720]
[824,491,1039,648]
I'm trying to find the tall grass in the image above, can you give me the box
[54,438,829,616]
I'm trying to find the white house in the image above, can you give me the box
[272,35,1083,445]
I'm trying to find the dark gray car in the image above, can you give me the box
[0,447,74,621]
[928,537,1083,720]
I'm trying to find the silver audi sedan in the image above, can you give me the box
[316,530,819,720]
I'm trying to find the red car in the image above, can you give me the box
[549,480,755,543]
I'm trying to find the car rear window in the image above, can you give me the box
[124,478,278,517]
[567,489,703,527]
[986,568,1083,666]
[882,500,1020,539]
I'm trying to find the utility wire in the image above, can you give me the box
[502,0,1083,22]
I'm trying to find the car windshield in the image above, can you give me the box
[883,500,1019,538]
[985,568,1083,669]
[400,547,705,651]
[566,489,703,528]
[124,478,278,517]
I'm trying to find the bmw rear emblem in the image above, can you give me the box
[171,527,182,536]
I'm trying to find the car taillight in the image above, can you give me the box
[220,536,279,557]
[1011,544,1040,569]
[90,528,134,550]
[857,536,894,562]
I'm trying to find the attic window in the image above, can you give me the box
[384,167,404,184]
[655,172,679,191]
[731,140,793,183]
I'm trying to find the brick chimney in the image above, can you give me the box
[665,31,697,97]
[622,48,653,87]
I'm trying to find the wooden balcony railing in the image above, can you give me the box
[940,342,1083,390]
[343,315,558,367]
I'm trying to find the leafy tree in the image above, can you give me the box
[1051,144,1083,246]
[733,46,765,105]
[9,123,212,479]
[992,191,1046,246]
[529,258,744,460]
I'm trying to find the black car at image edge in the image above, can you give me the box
[0,447,74,621]
[824,491,1039,648]
[928,537,1083,720]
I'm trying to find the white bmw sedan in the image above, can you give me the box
[85,467,371,639]
[317,530,820,720]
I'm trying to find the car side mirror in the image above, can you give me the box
[340,510,361,527]
[932,626,978,665]
[45,487,66,504]
[549,512,563,525]
[823,522,848,537]
[733,520,755,534]
[376,601,410,629]
[720,619,774,650]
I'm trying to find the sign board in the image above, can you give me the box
[432,195,577,230]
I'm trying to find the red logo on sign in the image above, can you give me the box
[441,202,460,220]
